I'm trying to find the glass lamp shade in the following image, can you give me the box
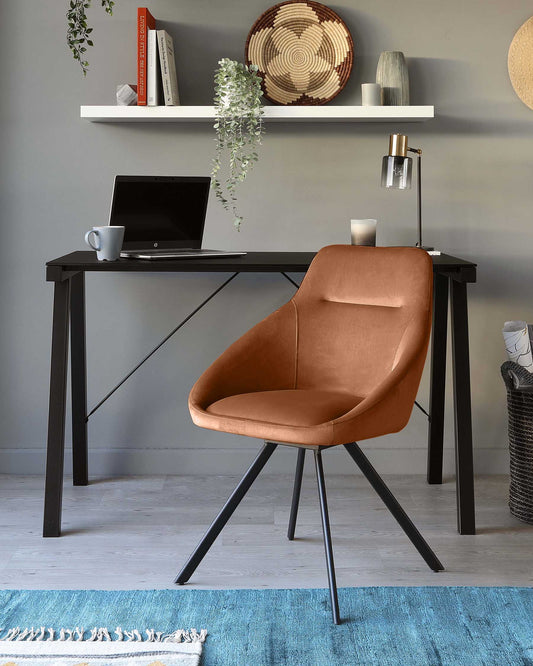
[381,155,412,189]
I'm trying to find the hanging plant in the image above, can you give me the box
[66,0,115,76]
[212,58,265,231]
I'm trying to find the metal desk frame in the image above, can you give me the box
[43,251,477,537]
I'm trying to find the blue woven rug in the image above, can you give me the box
[1,587,533,665]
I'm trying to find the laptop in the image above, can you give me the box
[111,175,246,260]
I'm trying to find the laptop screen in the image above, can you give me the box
[109,176,211,250]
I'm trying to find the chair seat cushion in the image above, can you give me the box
[199,389,360,445]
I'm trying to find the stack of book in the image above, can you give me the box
[137,7,180,106]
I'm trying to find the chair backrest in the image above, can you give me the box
[292,245,433,398]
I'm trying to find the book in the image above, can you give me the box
[157,30,180,106]
[147,29,161,106]
[137,7,156,106]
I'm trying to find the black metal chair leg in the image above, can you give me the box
[287,448,306,540]
[314,449,341,625]
[344,442,444,572]
[174,442,277,585]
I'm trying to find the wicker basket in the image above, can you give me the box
[501,361,533,524]
[245,0,354,106]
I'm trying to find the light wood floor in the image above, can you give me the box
[1,473,532,589]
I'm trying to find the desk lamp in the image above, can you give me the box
[381,133,432,250]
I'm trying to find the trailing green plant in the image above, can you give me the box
[67,0,115,76]
[212,58,265,231]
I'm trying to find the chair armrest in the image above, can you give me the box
[189,301,298,410]
[330,314,431,443]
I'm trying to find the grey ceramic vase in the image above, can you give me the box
[376,51,409,105]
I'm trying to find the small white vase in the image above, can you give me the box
[376,51,409,105]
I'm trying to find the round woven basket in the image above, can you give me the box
[245,0,354,105]
[501,361,533,524]
[508,16,533,110]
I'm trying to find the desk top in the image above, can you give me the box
[46,250,477,283]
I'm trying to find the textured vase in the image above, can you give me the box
[376,51,409,105]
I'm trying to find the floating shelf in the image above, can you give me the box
[80,105,435,123]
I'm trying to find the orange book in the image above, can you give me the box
[137,8,156,105]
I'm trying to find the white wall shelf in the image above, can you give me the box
[80,105,435,123]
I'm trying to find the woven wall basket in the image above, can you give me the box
[245,0,354,105]
[508,16,533,110]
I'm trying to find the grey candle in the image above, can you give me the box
[361,83,382,106]
[350,219,377,246]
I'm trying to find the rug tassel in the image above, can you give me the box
[5,628,20,641]
[164,629,206,644]
[90,628,111,642]
[26,628,40,641]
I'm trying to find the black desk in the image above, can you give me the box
[43,251,477,537]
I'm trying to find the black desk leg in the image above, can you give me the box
[70,272,88,486]
[427,273,449,484]
[450,279,476,535]
[43,279,70,537]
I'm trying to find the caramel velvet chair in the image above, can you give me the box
[175,245,443,624]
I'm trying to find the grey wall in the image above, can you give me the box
[1,0,531,476]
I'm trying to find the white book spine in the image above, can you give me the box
[147,29,159,106]
[157,31,170,104]
[157,30,180,106]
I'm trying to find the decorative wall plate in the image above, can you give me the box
[245,0,354,105]
[508,16,533,110]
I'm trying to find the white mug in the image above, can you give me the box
[85,226,125,261]
[350,219,377,246]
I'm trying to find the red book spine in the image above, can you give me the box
[137,8,156,106]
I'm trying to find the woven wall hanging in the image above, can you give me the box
[245,0,354,105]
[508,16,533,110]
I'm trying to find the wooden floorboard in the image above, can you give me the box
[1,474,532,589]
